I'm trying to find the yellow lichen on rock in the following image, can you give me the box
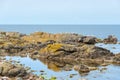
[22,32,57,43]
[22,35,49,43]
[39,43,63,54]
[81,44,95,54]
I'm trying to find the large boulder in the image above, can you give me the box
[39,43,113,62]
[78,36,97,44]
[0,62,27,77]
[103,35,118,44]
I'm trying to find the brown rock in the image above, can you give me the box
[74,65,90,73]
[103,35,118,44]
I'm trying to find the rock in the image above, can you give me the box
[103,35,118,44]
[0,66,3,74]
[59,45,77,54]
[32,51,39,55]
[79,78,88,80]
[0,76,10,80]
[100,67,107,72]
[37,42,42,44]
[89,67,98,70]
[78,36,96,44]
[40,70,44,72]
[8,68,26,77]
[101,63,109,66]
[0,32,6,38]
[77,44,113,59]
[69,74,77,78]
[113,53,120,63]
[46,40,56,44]
[16,77,23,80]
[0,62,27,77]
[6,32,21,38]
[74,65,90,73]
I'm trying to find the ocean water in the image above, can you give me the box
[1,25,120,80]
[0,25,120,40]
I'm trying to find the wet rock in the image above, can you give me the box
[74,65,90,73]
[103,35,118,44]
[113,53,120,63]
[89,67,98,70]
[100,67,107,72]
[79,78,88,80]
[101,63,110,66]
[0,62,27,77]
[40,70,44,72]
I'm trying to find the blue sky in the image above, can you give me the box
[0,0,120,24]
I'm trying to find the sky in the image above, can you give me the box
[0,0,120,24]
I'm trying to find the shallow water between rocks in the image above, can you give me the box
[3,43,120,80]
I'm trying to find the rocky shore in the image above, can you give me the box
[0,31,120,79]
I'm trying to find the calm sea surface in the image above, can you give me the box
[1,25,120,80]
[0,25,120,40]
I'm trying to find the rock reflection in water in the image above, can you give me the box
[39,58,62,72]
[3,55,120,80]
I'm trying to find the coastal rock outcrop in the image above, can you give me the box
[0,62,27,77]
[0,31,120,79]
[0,31,115,64]
[103,35,118,44]
[38,42,113,64]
